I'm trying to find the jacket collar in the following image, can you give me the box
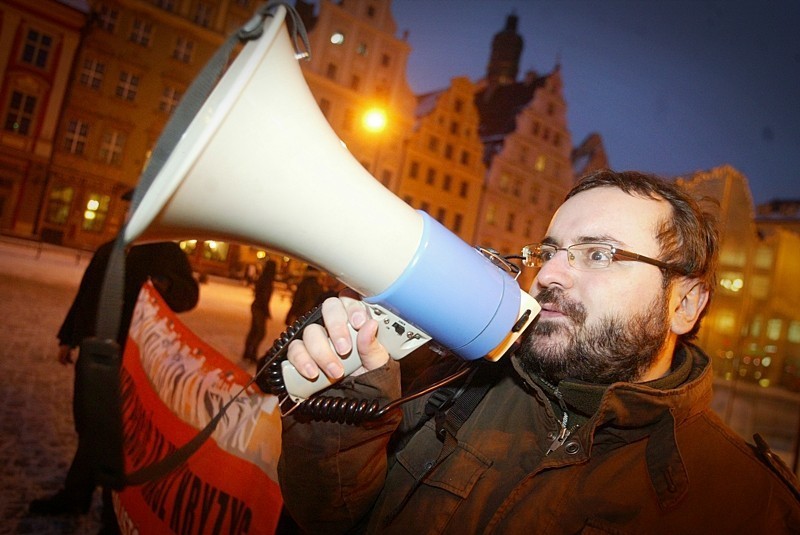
[511,342,713,511]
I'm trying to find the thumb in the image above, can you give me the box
[355,319,390,371]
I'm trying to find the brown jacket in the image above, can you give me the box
[279,344,800,534]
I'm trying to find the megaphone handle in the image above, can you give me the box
[281,304,431,402]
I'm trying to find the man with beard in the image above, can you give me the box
[275,170,800,533]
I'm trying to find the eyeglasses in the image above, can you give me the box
[521,242,688,274]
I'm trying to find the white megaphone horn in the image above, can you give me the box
[123,4,540,400]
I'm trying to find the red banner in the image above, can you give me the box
[116,282,283,534]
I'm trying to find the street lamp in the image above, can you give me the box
[362,106,388,180]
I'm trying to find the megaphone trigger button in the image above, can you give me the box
[512,310,532,332]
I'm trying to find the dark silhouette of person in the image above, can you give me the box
[285,266,324,327]
[243,259,277,362]
[29,239,199,533]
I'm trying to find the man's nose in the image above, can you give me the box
[531,250,574,292]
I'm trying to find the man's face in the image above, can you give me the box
[518,187,678,384]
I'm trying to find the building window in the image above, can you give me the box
[99,130,125,165]
[426,168,436,186]
[428,135,439,152]
[159,86,181,113]
[155,0,176,10]
[534,155,546,172]
[202,240,229,261]
[442,174,452,191]
[409,161,419,179]
[115,72,139,101]
[486,203,497,225]
[553,132,561,147]
[129,19,153,46]
[460,150,470,166]
[173,37,194,63]
[420,201,430,213]
[381,53,391,67]
[79,57,105,89]
[45,185,74,224]
[357,43,368,56]
[21,29,53,69]
[529,184,540,204]
[459,180,468,198]
[444,143,453,160]
[3,91,37,136]
[64,119,89,155]
[325,63,337,81]
[454,98,463,112]
[766,319,783,341]
[193,2,214,27]
[436,207,446,224]
[367,5,375,18]
[453,213,463,234]
[350,75,360,91]
[97,4,119,33]
[342,108,354,131]
[788,321,800,344]
[82,193,110,232]
[506,212,515,232]
[449,121,459,135]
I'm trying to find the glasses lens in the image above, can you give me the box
[571,243,614,269]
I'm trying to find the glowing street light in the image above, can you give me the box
[362,107,387,133]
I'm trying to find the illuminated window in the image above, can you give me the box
[534,155,546,172]
[766,319,783,341]
[754,246,773,269]
[202,241,229,262]
[82,193,110,232]
[486,204,497,225]
[715,310,736,334]
[180,240,197,254]
[45,185,73,224]
[788,321,800,344]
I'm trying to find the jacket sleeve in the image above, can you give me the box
[278,359,403,534]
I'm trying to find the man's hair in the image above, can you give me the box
[566,169,719,339]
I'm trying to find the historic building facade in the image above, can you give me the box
[0,0,87,236]
[681,165,800,391]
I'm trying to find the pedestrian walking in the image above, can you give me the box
[243,259,277,362]
[284,266,324,327]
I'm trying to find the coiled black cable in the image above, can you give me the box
[253,304,471,424]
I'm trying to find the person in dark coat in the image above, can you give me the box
[285,266,324,327]
[29,239,199,532]
[243,259,277,362]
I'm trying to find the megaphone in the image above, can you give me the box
[124,4,540,400]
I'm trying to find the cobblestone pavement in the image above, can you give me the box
[0,237,290,534]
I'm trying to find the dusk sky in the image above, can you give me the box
[387,0,799,206]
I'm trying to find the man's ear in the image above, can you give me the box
[671,280,709,335]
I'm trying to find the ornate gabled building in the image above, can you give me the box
[472,14,574,288]
[395,77,486,243]
[296,0,416,192]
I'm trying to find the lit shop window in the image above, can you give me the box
[82,193,110,232]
